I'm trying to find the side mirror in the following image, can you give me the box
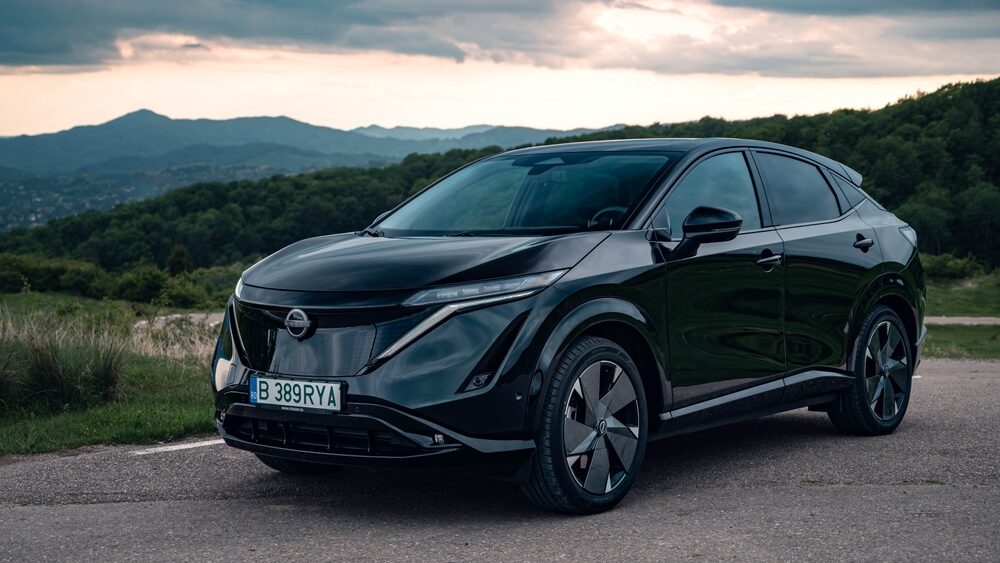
[682,206,742,243]
[669,206,742,260]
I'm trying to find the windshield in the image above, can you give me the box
[377,151,676,236]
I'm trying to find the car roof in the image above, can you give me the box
[501,138,863,185]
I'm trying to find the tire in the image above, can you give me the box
[829,305,913,436]
[255,453,339,476]
[521,336,648,514]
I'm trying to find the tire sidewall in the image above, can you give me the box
[853,307,912,431]
[546,339,648,511]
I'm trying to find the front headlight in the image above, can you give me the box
[403,270,567,307]
[375,270,567,362]
[900,226,918,249]
[234,278,244,299]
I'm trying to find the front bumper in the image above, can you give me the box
[216,400,534,468]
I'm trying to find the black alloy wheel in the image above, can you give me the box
[522,336,648,514]
[830,306,913,435]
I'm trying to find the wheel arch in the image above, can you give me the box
[849,273,920,371]
[527,297,668,433]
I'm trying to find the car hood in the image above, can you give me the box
[241,232,609,292]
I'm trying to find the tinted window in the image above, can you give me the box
[379,152,673,235]
[832,173,867,207]
[755,153,840,225]
[660,152,761,239]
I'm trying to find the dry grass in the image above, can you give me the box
[0,308,216,415]
[129,316,216,361]
[0,312,129,413]
[0,299,220,454]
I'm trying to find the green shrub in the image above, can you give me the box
[158,274,210,308]
[187,264,243,306]
[1,252,240,308]
[0,270,22,293]
[59,264,114,299]
[921,253,984,279]
[0,253,114,296]
[116,263,168,303]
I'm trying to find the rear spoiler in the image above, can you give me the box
[838,163,863,186]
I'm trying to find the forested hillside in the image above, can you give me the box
[0,148,500,271]
[0,79,996,273]
[556,79,1000,263]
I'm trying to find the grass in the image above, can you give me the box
[926,273,1000,317]
[0,292,216,456]
[0,291,187,321]
[923,325,1000,360]
[0,355,214,455]
[0,315,128,413]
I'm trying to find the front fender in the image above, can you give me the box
[522,295,666,431]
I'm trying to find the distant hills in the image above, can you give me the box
[350,124,495,140]
[0,110,613,229]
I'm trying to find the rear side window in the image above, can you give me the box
[832,173,867,208]
[755,153,840,225]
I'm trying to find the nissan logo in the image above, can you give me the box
[284,308,312,339]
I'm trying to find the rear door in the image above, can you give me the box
[752,151,883,372]
[655,150,786,409]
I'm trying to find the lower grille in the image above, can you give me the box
[223,414,425,457]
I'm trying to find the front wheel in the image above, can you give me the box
[829,305,913,435]
[521,336,648,514]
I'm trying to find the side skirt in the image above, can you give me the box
[651,369,852,441]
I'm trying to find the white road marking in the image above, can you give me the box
[913,375,923,379]
[133,439,225,456]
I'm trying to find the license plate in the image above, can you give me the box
[249,376,342,412]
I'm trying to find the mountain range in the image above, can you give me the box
[0,110,614,229]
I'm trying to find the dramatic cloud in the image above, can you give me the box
[0,0,998,77]
[0,0,568,65]
[710,0,1000,15]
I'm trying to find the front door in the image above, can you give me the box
[655,151,786,409]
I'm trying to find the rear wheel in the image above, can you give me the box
[255,454,339,476]
[522,336,647,514]
[829,305,913,435]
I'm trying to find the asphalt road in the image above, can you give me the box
[2,358,998,562]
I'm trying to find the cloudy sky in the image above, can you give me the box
[1,0,998,135]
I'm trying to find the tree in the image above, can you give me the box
[956,183,1000,265]
[167,244,194,276]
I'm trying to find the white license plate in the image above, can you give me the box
[249,376,342,412]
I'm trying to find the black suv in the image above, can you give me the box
[212,139,926,514]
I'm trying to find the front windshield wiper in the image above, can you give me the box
[444,231,477,237]
[358,226,384,237]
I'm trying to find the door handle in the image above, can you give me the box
[756,254,783,269]
[854,236,875,250]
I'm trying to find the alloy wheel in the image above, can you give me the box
[563,360,641,495]
[864,320,910,421]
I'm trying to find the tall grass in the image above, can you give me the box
[0,299,219,455]
[130,315,217,361]
[0,312,129,414]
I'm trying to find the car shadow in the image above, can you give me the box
[239,409,843,522]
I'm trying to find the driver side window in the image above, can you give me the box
[659,152,762,239]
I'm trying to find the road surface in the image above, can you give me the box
[1,358,998,561]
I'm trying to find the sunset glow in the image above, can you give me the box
[1,0,997,134]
